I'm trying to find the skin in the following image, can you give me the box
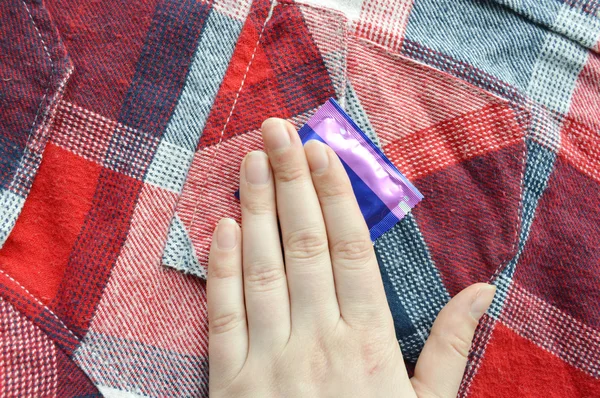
[207,118,496,398]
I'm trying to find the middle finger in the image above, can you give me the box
[240,151,290,350]
[261,118,339,326]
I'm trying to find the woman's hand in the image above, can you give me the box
[207,118,495,397]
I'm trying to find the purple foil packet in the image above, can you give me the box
[298,99,423,241]
[236,99,423,241]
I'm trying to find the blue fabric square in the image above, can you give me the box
[404,0,548,91]
[0,135,21,191]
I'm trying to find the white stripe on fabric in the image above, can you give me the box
[356,0,414,53]
[162,213,205,278]
[501,283,600,378]
[162,10,243,151]
[78,332,207,398]
[145,140,194,193]
[97,386,151,398]
[322,50,348,103]
[0,189,25,249]
[489,139,557,317]
[213,0,252,21]
[527,103,562,153]
[527,7,589,114]
[551,4,600,50]
[397,332,428,363]
[145,9,244,194]
[300,0,364,20]
[77,184,209,396]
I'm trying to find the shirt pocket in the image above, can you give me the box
[160,0,351,277]
[346,35,526,361]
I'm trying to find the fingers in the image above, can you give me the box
[239,151,290,350]
[207,219,247,382]
[304,140,390,328]
[411,283,496,398]
[261,118,339,326]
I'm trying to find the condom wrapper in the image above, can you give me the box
[299,99,422,241]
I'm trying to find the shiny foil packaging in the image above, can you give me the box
[299,99,423,241]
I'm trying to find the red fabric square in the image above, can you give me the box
[198,1,334,147]
[0,143,100,305]
[514,156,600,329]
[469,323,600,397]
[412,142,525,296]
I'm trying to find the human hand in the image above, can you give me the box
[207,118,496,397]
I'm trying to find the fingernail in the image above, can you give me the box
[261,118,292,151]
[305,140,329,173]
[470,285,496,321]
[216,219,238,250]
[245,151,270,185]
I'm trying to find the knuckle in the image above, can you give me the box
[242,197,273,216]
[317,181,349,204]
[284,228,328,260]
[244,264,286,292]
[359,337,396,376]
[210,311,245,335]
[208,263,239,280]
[345,304,391,331]
[274,163,306,183]
[437,330,473,360]
[332,237,374,268]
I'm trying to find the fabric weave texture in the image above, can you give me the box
[0,0,599,396]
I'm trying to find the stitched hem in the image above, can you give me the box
[0,0,73,249]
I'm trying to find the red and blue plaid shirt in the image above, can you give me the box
[1,0,599,396]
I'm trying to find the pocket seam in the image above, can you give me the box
[178,0,278,271]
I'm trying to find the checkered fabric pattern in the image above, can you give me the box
[0,0,598,396]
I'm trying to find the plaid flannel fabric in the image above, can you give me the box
[0,0,598,396]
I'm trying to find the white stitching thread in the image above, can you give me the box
[0,269,80,345]
[15,0,53,177]
[5,0,55,200]
[0,267,131,390]
[179,0,278,270]
[10,2,131,391]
